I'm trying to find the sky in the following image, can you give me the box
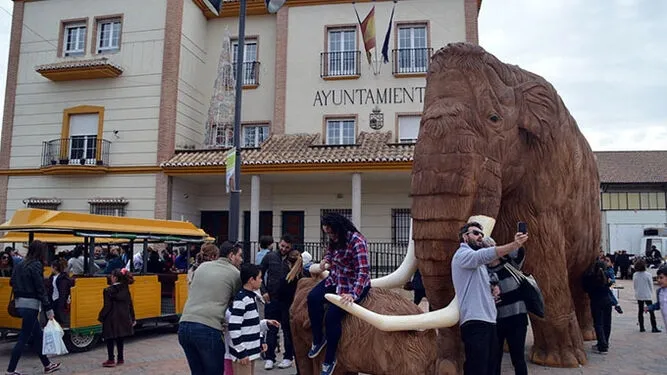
[0,0,664,151]
[478,0,667,151]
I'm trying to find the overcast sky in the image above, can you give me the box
[0,0,664,151]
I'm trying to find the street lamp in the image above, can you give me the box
[228,0,286,242]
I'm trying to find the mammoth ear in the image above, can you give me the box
[516,82,557,141]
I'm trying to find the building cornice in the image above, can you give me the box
[193,0,480,19]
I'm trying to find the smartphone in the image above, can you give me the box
[517,221,527,234]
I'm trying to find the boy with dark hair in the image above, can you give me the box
[646,265,667,334]
[255,235,274,265]
[229,263,280,375]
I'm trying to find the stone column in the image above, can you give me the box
[250,175,260,242]
[352,173,361,230]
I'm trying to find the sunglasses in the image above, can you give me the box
[1,256,8,260]
[467,230,484,237]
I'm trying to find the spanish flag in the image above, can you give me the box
[356,6,376,65]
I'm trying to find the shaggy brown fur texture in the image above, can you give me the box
[411,42,600,373]
[290,277,437,375]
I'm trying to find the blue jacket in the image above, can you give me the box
[647,287,663,312]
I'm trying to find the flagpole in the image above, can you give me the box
[228,0,246,243]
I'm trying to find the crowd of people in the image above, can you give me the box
[3,215,665,375]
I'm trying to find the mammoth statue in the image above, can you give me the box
[290,277,438,375]
[325,42,601,374]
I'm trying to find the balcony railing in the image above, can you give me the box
[232,61,260,86]
[41,137,111,168]
[320,51,361,78]
[392,47,433,74]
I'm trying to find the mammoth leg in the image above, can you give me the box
[570,269,596,341]
[528,216,587,367]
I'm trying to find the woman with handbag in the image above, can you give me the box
[5,240,62,375]
[486,237,529,375]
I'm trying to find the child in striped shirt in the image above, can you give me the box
[229,263,280,375]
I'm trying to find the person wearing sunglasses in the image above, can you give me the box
[452,221,528,375]
[1,250,14,277]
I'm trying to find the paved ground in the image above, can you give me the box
[0,279,664,374]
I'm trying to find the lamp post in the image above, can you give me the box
[228,0,286,242]
[227,0,246,242]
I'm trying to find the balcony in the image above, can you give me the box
[232,61,261,88]
[320,51,361,80]
[35,58,123,82]
[41,137,111,174]
[392,48,433,76]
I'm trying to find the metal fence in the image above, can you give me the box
[237,241,408,278]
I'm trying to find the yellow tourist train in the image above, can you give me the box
[0,208,211,352]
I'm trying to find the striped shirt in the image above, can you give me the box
[487,248,527,319]
[228,288,266,361]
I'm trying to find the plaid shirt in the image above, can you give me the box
[323,231,371,300]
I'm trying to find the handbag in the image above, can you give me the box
[7,290,20,318]
[503,262,545,318]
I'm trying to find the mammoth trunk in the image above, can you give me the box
[411,151,502,309]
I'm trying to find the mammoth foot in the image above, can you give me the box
[581,326,596,341]
[530,313,587,368]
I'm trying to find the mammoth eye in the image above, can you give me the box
[489,114,501,123]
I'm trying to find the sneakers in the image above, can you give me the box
[277,359,293,369]
[652,328,662,333]
[116,359,125,365]
[264,360,274,370]
[614,305,623,314]
[591,344,608,354]
[320,360,337,375]
[102,360,116,368]
[308,339,327,358]
[6,372,23,375]
[44,363,61,374]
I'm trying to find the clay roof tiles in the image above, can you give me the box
[161,131,415,167]
[595,151,667,184]
[161,134,667,185]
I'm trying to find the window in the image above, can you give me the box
[600,192,667,210]
[398,115,420,143]
[232,39,259,86]
[242,124,269,148]
[89,199,128,216]
[326,27,358,76]
[67,113,99,165]
[326,119,355,145]
[212,123,234,147]
[96,19,121,53]
[396,24,428,73]
[320,209,352,243]
[63,22,86,56]
[23,198,61,211]
[392,209,411,245]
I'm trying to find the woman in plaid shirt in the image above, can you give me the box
[306,213,371,375]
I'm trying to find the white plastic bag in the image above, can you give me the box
[42,320,68,356]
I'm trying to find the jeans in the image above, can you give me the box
[265,300,294,362]
[106,338,125,361]
[460,320,498,375]
[590,302,612,351]
[638,300,658,331]
[307,280,369,364]
[178,322,225,375]
[495,314,528,375]
[7,308,51,372]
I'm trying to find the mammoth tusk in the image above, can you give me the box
[324,293,459,331]
[371,218,417,289]
[468,215,496,237]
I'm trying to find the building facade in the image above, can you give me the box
[0,0,665,252]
